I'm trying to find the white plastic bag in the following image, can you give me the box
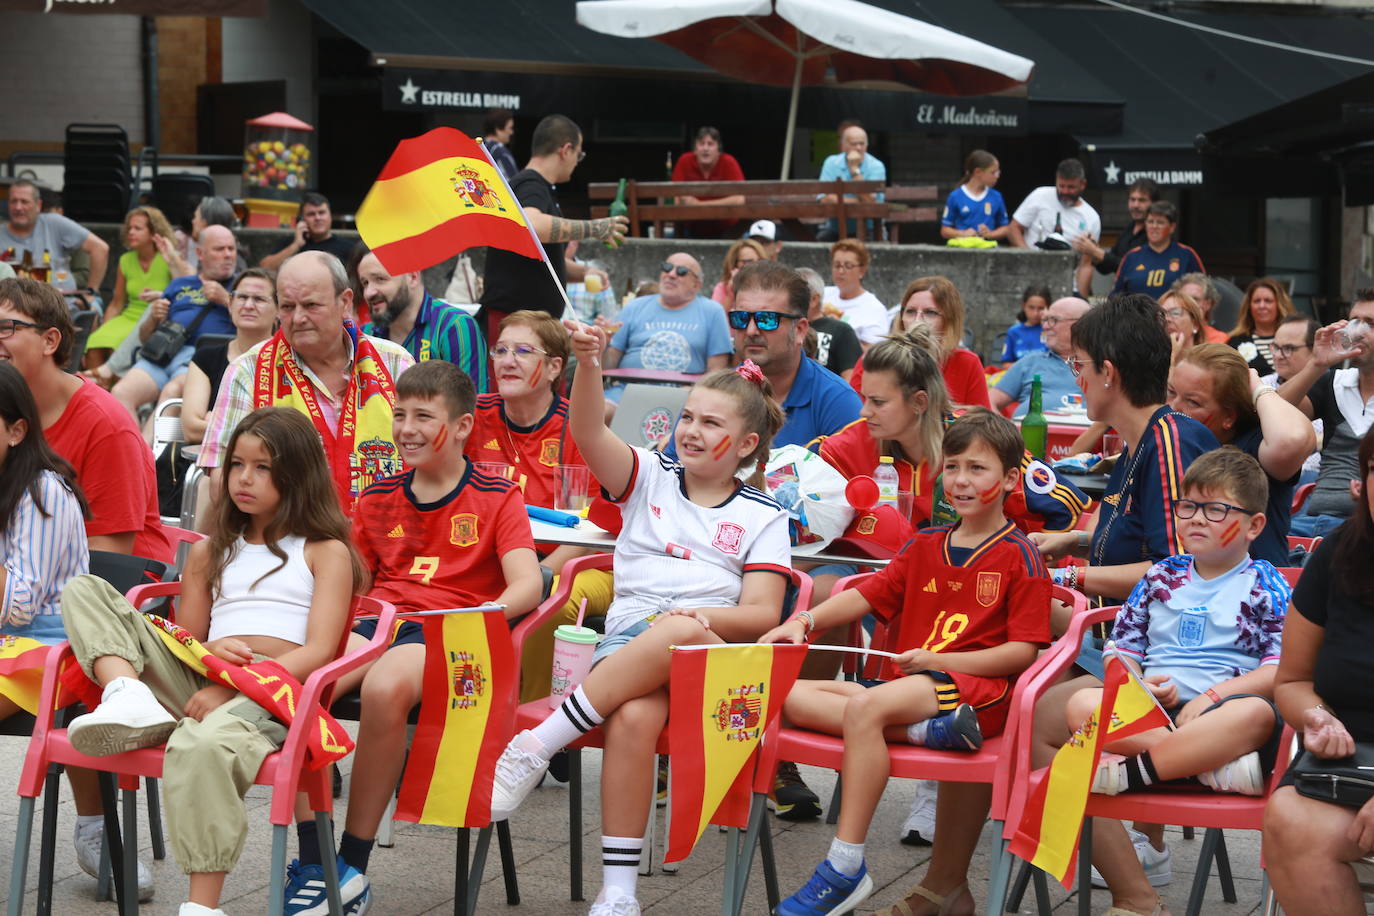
[764,444,855,554]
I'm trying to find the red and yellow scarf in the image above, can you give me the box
[252,324,401,513]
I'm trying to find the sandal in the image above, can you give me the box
[870,882,973,916]
[1102,899,1167,916]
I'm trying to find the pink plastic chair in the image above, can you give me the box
[6,582,397,916]
[999,604,1297,916]
[743,575,1089,916]
[508,552,813,906]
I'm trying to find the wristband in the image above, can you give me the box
[1251,385,1277,407]
[1077,530,1091,550]
[1205,688,1223,704]
[796,610,815,636]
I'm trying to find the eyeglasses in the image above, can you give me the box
[1066,355,1088,378]
[660,262,698,278]
[489,344,546,361]
[1041,316,1077,328]
[0,318,42,339]
[728,310,801,332]
[831,262,861,272]
[1173,498,1253,522]
[904,308,942,323]
[1271,344,1308,358]
[1163,307,1186,319]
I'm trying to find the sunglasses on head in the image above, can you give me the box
[660,261,696,278]
[728,310,800,332]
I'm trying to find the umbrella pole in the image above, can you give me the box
[780,51,803,180]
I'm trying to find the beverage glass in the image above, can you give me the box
[555,465,592,514]
[474,461,512,480]
[1101,431,1124,457]
[1338,319,1369,354]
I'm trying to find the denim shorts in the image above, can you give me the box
[131,343,195,388]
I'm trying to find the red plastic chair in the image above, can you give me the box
[1291,482,1315,513]
[744,576,1089,916]
[1277,566,1303,588]
[7,583,397,916]
[508,552,813,905]
[998,604,1297,916]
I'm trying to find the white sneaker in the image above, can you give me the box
[179,904,226,916]
[1197,751,1264,796]
[489,731,550,821]
[68,677,177,756]
[589,886,641,915]
[899,779,937,846]
[73,822,155,901]
[1089,753,1128,795]
[1090,829,1173,888]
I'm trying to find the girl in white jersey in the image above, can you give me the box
[59,407,367,916]
[491,322,791,915]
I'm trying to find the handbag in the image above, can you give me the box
[141,304,215,368]
[1292,743,1374,807]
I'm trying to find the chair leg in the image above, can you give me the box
[376,793,398,848]
[727,795,767,916]
[97,773,129,915]
[145,777,166,860]
[1077,818,1092,916]
[496,819,520,905]
[984,832,1014,916]
[1184,827,1222,916]
[569,748,584,901]
[824,777,842,825]
[761,805,781,912]
[121,786,140,916]
[640,755,658,877]
[1032,867,1053,915]
[317,817,343,916]
[1259,870,1280,916]
[1215,830,1236,903]
[9,796,36,916]
[454,828,470,916]
[1183,825,1195,840]
[269,824,288,916]
[38,765,61,914]
[462,826,493,916]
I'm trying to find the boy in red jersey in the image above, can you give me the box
[283,360,543,915]
[763,408,1052,916]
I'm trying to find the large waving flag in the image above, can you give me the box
[355,128,544,275]
[665,643,808,864]
[396,609,515,828]
[1008,653,1172,885]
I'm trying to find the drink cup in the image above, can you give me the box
[897,490,913,521]
[1101,431,1124,457]
[1338,319,1369,354]
[549,625,599,708]
[474,461,512,480]
[584,273,603,294]
[1059,393,1084,411]
[555,464,592,513]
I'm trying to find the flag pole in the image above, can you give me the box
[671,642,903,660]
[476,136,574,318]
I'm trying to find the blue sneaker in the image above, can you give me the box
[774,859,873,916]
[922,703,983,751]
[283,857,371,916]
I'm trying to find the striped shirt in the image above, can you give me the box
[2,471,89,643]
[364,293,487,392]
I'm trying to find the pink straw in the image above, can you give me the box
[575,597,589,629]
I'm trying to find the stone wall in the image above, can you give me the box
[87,226,1075,357]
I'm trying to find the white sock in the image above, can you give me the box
[601,834,643,898]
[826,837,864,876]
[530,686,603,760]
[906,720,929,745]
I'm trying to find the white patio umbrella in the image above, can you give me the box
[577,0,1035,177]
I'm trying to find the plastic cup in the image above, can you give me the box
[549,625,599,708]
[897,490,913,521]
[474,461,512,480]
[1338,318,1369,354]
[845,475,879,510]
[1101,431,1124,457]
[584,273,603,294]
[555,465,592,513]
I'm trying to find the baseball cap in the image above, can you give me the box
[829,505,914,560]
[747,219,777,242]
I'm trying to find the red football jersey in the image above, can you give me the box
[466,394,596,510]
[352,465,535,614]
[856,522,1052,682]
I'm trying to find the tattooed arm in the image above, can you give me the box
[523,207,628,246]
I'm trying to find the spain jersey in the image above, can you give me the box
[352,464,535,615]
[856,522,1052,684]
[1112,241,1205,298]
[466,394,595,510]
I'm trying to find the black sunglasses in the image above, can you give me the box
[728,310,801,332]
[660,261,697,278]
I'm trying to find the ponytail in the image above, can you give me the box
[960,149,998,186]
[862,328,950,467]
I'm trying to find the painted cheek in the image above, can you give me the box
[431,425,448,450]
[978,482,1004,504]
[711,435,733,460]
[528,364,543,388]
[1220,520,1242,546]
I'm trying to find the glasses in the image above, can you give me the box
[489,344,546,361]
[1163,307,1186,319]
[728,310,801,332]
[1271,344,1308,358]
[0,318,42,339]
[1173,498,1252,522]
[831,262,861,271]
[1066,355,1088,378]
[660,262,697,278]
[904,308,942,323]
[1041,316,1077,328]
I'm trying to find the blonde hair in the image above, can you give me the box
[1160,290,1206,346]
[894,275,965,359]
[693,367,785,490]
[1175,342,1255,439]
[860,326,950,468]
[121,205,175,248]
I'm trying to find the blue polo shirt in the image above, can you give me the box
[994,350,1078,419]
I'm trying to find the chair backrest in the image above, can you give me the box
[1292,482,1315,512]
[90,550,168,596]
[151,397,185,460]
[609,383,690,448]
[1277,566,1303,588]
[67,308,101,373]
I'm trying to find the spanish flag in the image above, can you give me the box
[355,128,544,275]
[396,610,515,828]
[664,643,808,864]
[0,637,59,715]
[1008,654,1172,886]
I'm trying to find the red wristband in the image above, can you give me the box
[1205,688,1223,704]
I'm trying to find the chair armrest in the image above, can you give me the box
[126,580,182,610]
[511,552,614,657]
[18,641,77,797]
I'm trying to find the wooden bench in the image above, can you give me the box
[588,179,937,242]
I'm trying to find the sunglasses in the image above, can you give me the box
[728,310,801,332]
[660,262,697,278]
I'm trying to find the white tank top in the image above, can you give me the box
[207,535,314,645]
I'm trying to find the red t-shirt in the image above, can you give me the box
[44,381,172,563]
[855,522,1051,682]
[672,152,746,237]
[351,465,535,614]
[849,348,991,409]
[465,394,596,510]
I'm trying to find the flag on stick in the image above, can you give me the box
[356,128,543,275]
[396,609,515,827]
[665,643,808,864]
[1008,653,1172,885]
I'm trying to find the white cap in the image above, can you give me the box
[747,219,777,241]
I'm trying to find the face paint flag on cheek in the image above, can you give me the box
[528,364,543,389]
[1220,519,1242,546]
[431,424,448,450]
[979,482,1004,504]
[711,436,733,460]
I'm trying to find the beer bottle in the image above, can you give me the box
[608,178,628,249]
[1021,374,1048,459]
